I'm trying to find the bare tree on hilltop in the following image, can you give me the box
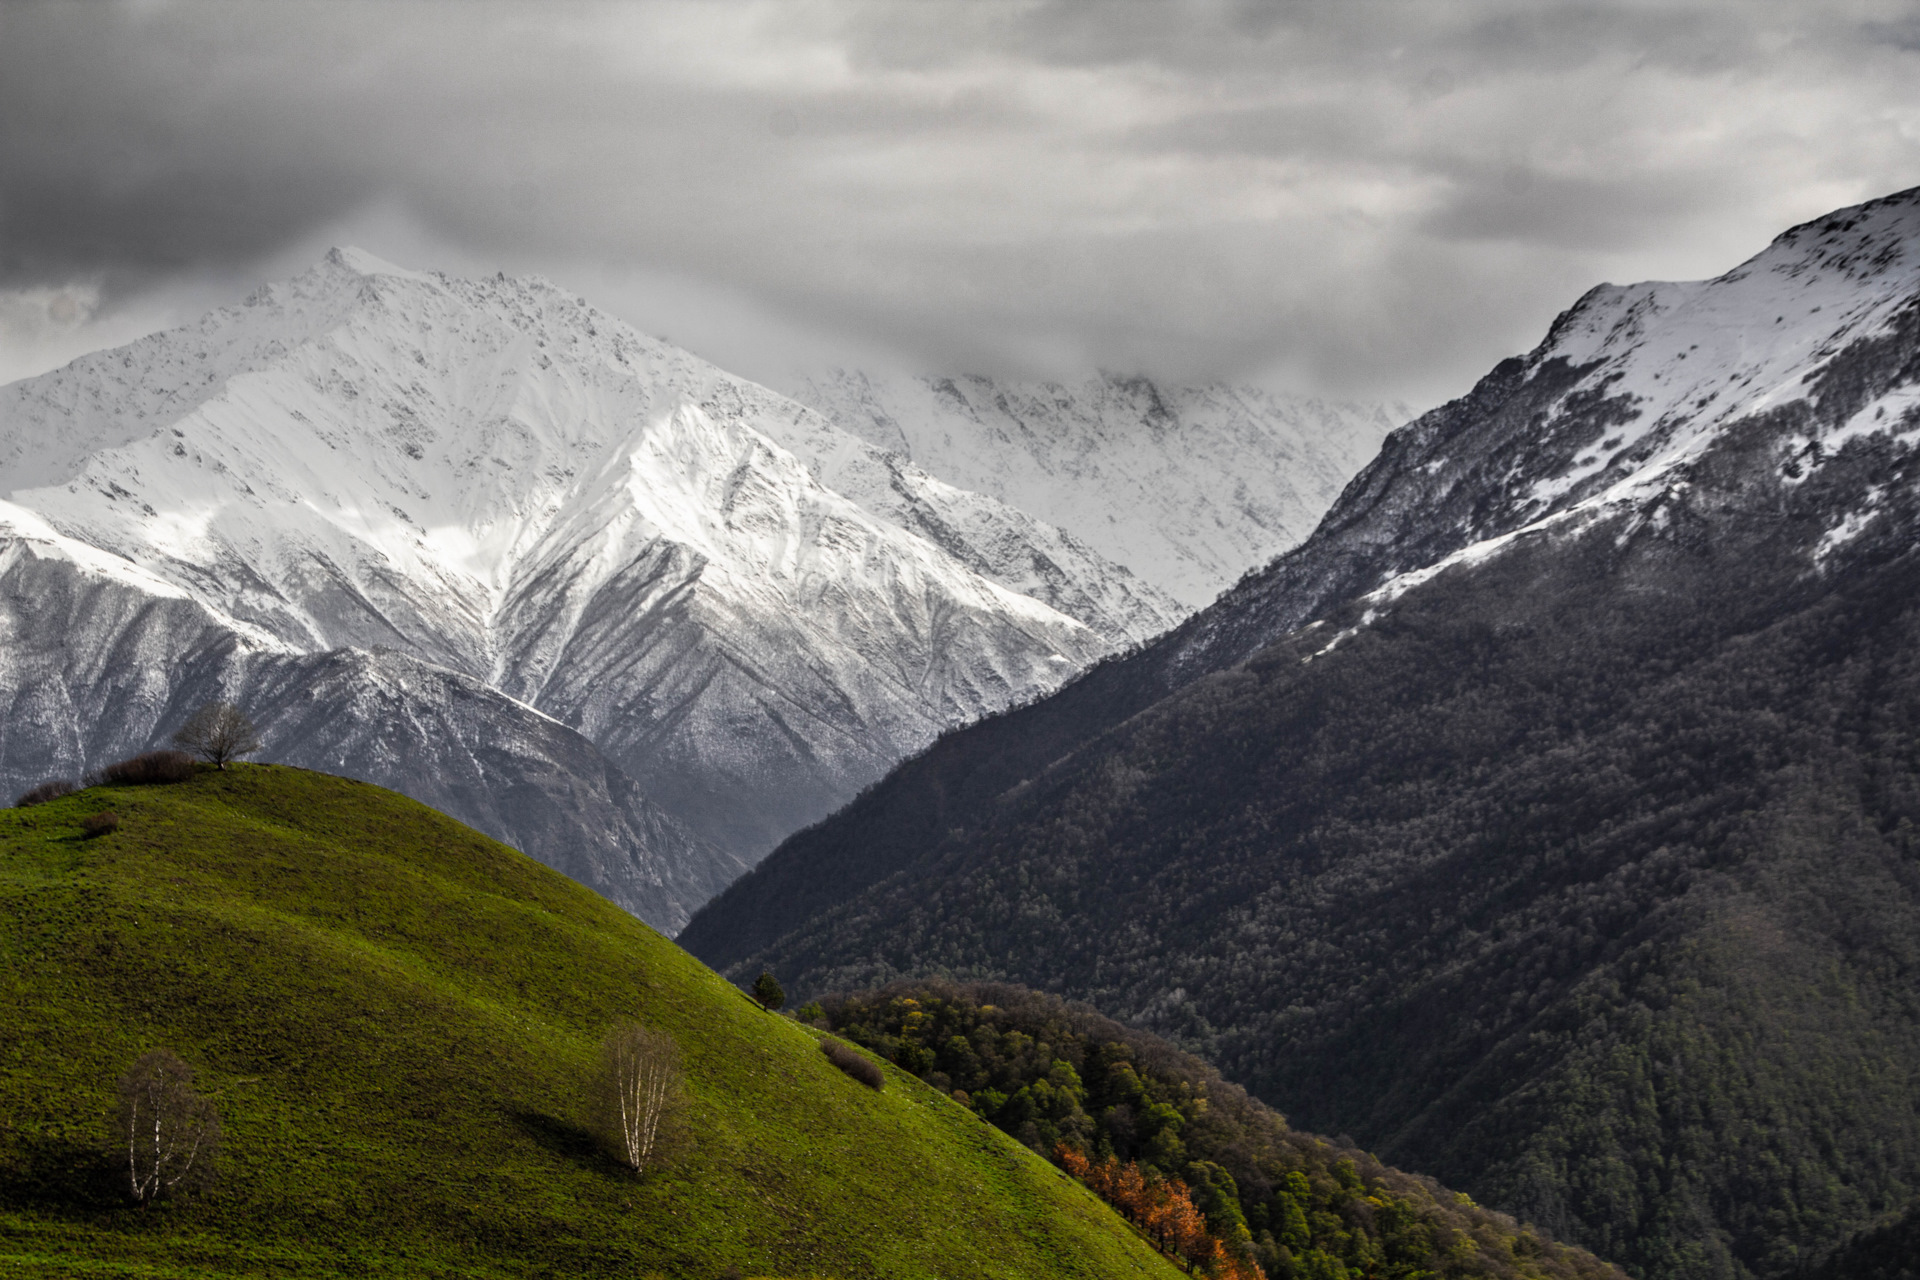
[172,702,261,769]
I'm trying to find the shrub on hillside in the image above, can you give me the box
[95,751,197,786]
[821,1039,883,1090]
[13,779,77,808]
[751,969,786,1011]
[81,811,120,838]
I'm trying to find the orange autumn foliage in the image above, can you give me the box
[1058,1145,1264,1279]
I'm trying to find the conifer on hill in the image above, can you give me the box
[751,970,785,1011]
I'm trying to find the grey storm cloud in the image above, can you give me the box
[2,0,1919,405]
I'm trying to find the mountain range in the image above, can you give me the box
[682,185,1920,1278]
[0,249,1392,931]
[789,370,1401,611]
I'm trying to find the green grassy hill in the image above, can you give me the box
[0,765,1190,1280]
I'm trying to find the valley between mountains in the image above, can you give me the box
[685,186,1920,1279]
[8,178,1920,1280]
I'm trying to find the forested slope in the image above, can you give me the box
[815,980,1623,1280]
[1803,1199,1920,1280]
[727,438,1920,1277]
[684,189,1920,1279]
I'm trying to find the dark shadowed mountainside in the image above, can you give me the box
[683,188,1920,1279]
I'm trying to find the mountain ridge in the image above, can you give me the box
[0,249,1181,927]
[681,185,1920,1278]
[790,368,1403,610]
[4,248,1405,931]
[685,183,1920,959]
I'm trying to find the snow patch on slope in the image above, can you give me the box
[1326,187,1920,639]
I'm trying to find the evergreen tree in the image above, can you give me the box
[750,970,785,1011]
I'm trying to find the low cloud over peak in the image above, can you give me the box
[3,1,1917,406]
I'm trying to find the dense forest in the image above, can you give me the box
[1802,1199,1920,1280]
[708,414,1920,1280]
[816,980,1622,1280]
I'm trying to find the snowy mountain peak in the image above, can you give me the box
[1173,185,1920,674]
[1,243,1411,928]
[0,251,1205,927]
[1488,185,1920,532]
[788,368,1405,610]
[323,244,437,282]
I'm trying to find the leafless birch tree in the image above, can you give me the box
[591,1023,683,1174]
[114,1049,221,1205]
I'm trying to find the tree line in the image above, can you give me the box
[1058,1146,1262,1279]
[810,978,1623,1280]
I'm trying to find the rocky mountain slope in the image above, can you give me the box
[0,532,742,925]
[0,249,1193,929]
[683,186,1920,1278]
[791,370,1403,609]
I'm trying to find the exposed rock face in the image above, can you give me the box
[0,500,745,927]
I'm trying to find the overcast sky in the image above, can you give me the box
[3,0,1919,407]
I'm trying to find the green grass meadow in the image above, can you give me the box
[0,765,1184,1280]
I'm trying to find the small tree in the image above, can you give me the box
[114,1049,220,1206]
[590,1023,683,1174]
[751,970,786,1011]
[171,702,261,770]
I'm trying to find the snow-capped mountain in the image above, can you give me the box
[687,182,1920,974]
[789,370,1406,609]
[1171,183,1920,674]
[682,186,1920,1280]
[0,248,1184,928]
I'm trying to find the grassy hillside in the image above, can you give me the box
[0,765,1190,1280]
